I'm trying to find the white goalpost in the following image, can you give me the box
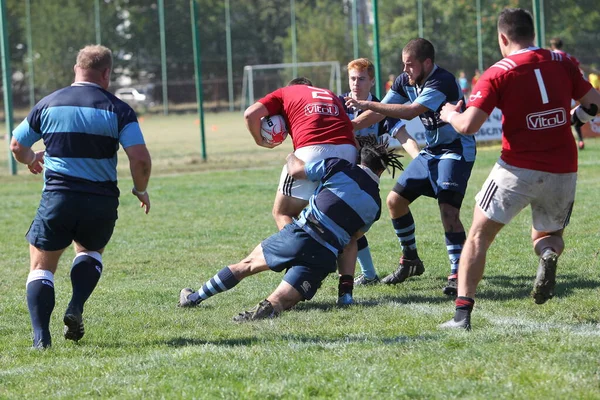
[240,61,342,111]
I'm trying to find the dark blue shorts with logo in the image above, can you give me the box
[261,222,337,300]
[26,190,119,251]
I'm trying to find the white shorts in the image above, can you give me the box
[475,159,576,232]
[278,144,357,200]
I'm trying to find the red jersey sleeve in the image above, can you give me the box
[468,71,499,115]
[258,88,285,116]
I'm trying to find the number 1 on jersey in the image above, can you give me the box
[534,68,549,104]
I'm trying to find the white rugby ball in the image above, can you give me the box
[260,115,288,145]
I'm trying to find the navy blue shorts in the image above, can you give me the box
[395,154,474,201]
[261,223,337,300]
[26,191,119,251]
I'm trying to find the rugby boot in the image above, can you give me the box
[443,274,458,297]
[354,274,380,286]
[178,288,201,308]
[233,299,279,322]
[532,252,558,305]
[381,257,425,285]
[63,305,85,342]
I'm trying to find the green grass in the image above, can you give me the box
[1,114,600,399]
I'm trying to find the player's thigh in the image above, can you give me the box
[26,191,79,251]
[75,194,119,251]
[393,154,434,201]
[475,162,534,225]
[276,164,317,201]
[530,172,576,233]
[261,224,337,273]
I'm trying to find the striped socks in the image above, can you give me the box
[188,266,239,303]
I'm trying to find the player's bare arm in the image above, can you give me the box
[244,102,278,148]
[393,125,420,159]
[9,138,44,175]
[440,100,489,135]
[124,143,152,214]
[285,153,307,179]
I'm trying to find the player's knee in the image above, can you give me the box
[387,187,411,211]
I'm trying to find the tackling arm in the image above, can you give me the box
[124,144,152,214]
[439,100,489,135]
[392,125,420,159]
[286,153,307,180]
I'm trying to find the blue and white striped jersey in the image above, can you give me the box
[13,82,145,197]
[295,158,381,255]
[383,65,476,162]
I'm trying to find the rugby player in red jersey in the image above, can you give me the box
[244,78,359,305]
[439,8,599,330]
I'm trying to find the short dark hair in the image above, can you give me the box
[549,37,563,49]
[497,8,535,43]
[287,77,313,86]
[356,135,403,177]
[403,38,435,64]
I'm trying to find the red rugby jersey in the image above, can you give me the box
[259,85,356,150]
[469,47,591,173]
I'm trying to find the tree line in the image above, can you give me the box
[3,0,599,108]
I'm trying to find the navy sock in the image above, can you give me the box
[338,275,354,297]
[68,252,103,314]
[26,270,55,348]
[189,266,240,303]
[445,231,466,275]
[391,212,419,260]
[454,296,474,322]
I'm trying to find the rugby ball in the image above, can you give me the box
[260,115,288,145]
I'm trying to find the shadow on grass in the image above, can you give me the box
[163,332,442,348]
[477,273,600,301]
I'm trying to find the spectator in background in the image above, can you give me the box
[471,69,481,92]
[385,74,395,93]
[550,37,586,150]
[10,45,152,348]
[589,69,599,90]
[458,71,469,97]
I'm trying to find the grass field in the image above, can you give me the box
[1,113,600,399]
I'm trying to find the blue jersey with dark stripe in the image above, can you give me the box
[295,158,381,255]
[12,83,145,197]
[383,65,476,162]
[338,92,402,138]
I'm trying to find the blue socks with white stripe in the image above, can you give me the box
[26,270,55,349]
[392,212,419,260]
[188,266,240,304]
[445,232,466,275]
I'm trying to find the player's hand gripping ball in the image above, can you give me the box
[260,115,288,145]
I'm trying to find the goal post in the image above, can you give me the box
[240,61,341,111]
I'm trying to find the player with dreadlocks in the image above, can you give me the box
[336,135,405,305]
[178,136,402,321]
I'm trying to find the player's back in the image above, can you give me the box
[480,47,586,173]
[31,84,139,196]
[260,85,355,149]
